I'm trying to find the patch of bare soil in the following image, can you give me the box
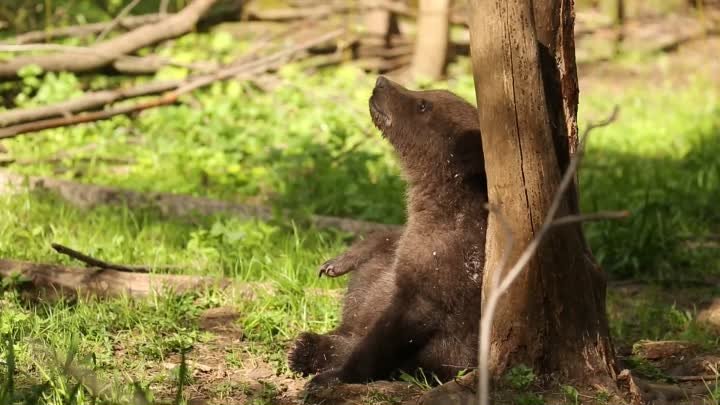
[146,306,422,405]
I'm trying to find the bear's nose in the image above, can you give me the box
[375,76,389,89]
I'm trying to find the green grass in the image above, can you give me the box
[580,75,720,279]
[0,23,719,405]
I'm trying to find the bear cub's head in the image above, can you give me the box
[369,76,485,191]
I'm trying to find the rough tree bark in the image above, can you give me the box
[468,0,617,388]
[410,0,452,80]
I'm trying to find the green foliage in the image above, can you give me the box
[505,365,545,405]
[624,355,671,382]
[560,385,580,405]
[579,76,720,279]
[0,6,718,403]
[505,365,536,391]
[607,287,719,347]
[397,368,441,390]
[13,65,83,108]
[514,394,545,405]
[0,335,17,405]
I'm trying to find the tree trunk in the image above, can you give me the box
[468,0,617,386]
[410,0,451,80]
[615,0,626,55]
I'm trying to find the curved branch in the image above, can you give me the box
[0,0,218,77]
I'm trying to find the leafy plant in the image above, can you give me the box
[561,385,580,405]
[505,365,536,391]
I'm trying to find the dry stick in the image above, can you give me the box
[0,0,217,77]
[0,80,181,126]
[477,106,620,405]
[51,243,150,273]
[0,28,345,138]
[0,44,202,76]
[0,21,314,127]
[550,210,630,227]
[674,375,720,382]
[2,14,164,45]
[96,0,143,42]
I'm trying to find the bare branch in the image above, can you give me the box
[0,80,181,127]
[0,28,345,138]
[2,14,163,45]
[478,106,620,405]
[96,0,143,42]
[0,0,218,77]
[550,210,630,227]
[51,243,151,273]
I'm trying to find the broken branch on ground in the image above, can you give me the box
[0,0,218,77]
[51,243,151,273]
[0,28,345,138]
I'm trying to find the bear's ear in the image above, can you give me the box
[453,129,484,170]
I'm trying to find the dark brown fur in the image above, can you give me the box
[288,76,488,386]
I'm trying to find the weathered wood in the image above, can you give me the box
[0,80,181,127]
[0,28,345,138]
[2,14,164,45]
[0,259,232,299]
[468,0,616,386]
[0,0,218,77]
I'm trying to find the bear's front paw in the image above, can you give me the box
[317,256,357,278]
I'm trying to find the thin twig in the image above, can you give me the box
[51,243,150,273]
[0,43,123,56]
[478,106,620,405]
[550,210,630,227]
[96,0,143,42]
[674,375,720,382]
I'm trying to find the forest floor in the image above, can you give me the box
[1,9,719,405]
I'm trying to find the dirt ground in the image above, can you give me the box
[126,14,720,405]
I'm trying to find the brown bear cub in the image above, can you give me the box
[288,76,488,387]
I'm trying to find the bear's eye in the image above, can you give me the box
[417,99,431,113]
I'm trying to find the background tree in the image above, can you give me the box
[409,0,452,81]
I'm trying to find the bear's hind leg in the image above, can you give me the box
[288,332,353,376]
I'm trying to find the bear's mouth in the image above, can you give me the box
[369,99,392,132]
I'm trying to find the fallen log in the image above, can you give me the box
[0,0,218,77]
[0,259,232,299]
[1,14,164,45]
[0,170,401,235]
[0,28,345,137]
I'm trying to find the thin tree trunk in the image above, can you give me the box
[410,0,451,80]
[468,0,617,386]
[615,0,626,55]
